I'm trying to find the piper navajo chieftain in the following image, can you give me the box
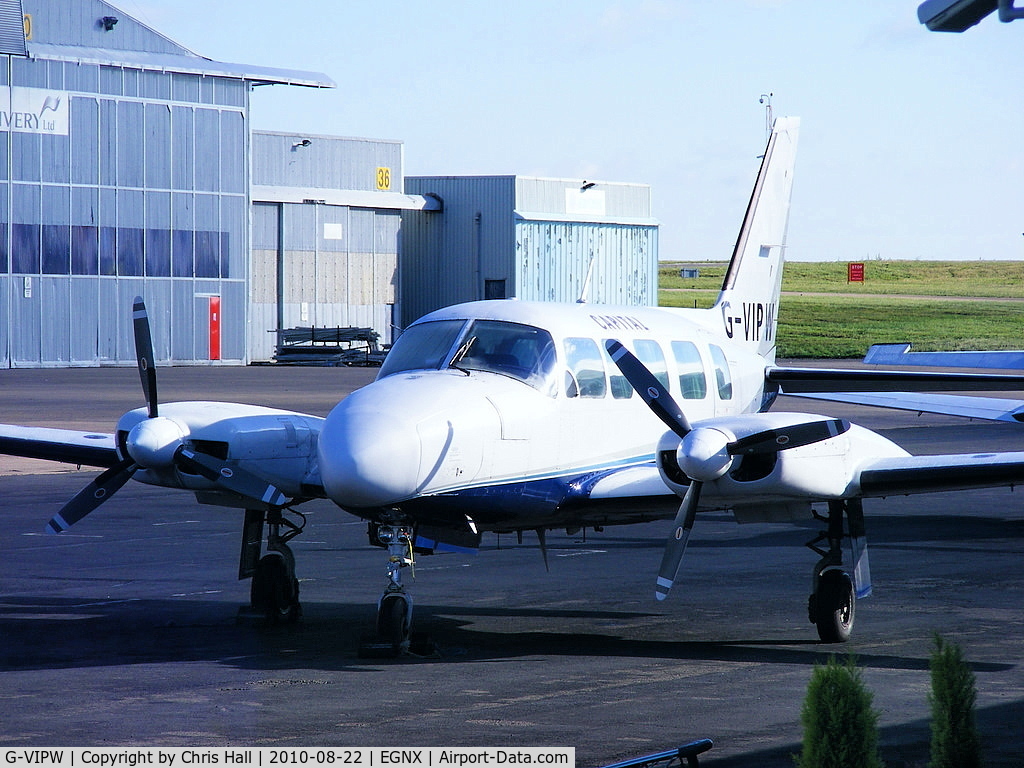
[6,116,1024,650]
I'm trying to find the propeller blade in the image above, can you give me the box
[46,458,137,534]
[132,296,158,419]
[655,479,702,601]
[726,418,850,456]
[605,340,691,439]
[174,447,288,507]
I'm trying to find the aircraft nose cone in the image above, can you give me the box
[126,416,185,468]
[319,394,421,508]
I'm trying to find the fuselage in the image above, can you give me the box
[318,300,774,531]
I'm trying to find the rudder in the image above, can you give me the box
[713,116,800,362]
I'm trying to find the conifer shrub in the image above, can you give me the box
[795,654,884,768]
[929,634,981,768]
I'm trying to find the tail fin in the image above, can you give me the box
[713,116,800,362]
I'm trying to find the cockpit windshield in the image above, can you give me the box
[451,320,557,390]
[378,319,466,378]
[379,318,557,393]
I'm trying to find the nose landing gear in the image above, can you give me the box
[376,524,414,650]
[359,522,436,658]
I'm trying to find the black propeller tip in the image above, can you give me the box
[132,296,159,419]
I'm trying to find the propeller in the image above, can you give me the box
[133,296,158,419]
[174,447,287,507]
[45,458,137,534]
[605,340,690,438]
[726,418,849,456]
[46,297,288,534]
[604,339,851,601]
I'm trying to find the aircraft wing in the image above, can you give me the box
[785,391,1024,423]
[0,424,119,468]
[585,464,675,499]
[554,463,678,522]
[858,450,1024,496]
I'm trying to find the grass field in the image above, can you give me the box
[658,261,1024,358]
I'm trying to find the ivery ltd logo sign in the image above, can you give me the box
[0,87,69,135]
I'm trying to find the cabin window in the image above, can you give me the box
[671,341,707,399]
[378,319,465,377]
[451,320,558,391]
[710,344,733,400]
[564,337,607,398]
[601,340,633,399]
[634,339,671,393]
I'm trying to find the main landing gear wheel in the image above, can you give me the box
[240,508,304,625]
[810,569,854,644]
[250,550,301,625]
[805,499,866,644]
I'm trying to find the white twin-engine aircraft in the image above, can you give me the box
[6,116,1024,651]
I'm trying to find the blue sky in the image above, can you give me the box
[124,1,1023,262]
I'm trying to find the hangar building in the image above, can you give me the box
[400,176,657,327]
[249,132,438,362]
[0,0,333,367]
[1,0,660,368]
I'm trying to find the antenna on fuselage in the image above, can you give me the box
[576,257,596,303]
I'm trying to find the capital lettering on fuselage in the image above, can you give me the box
[722,301,776,342]
[589,314,650,332]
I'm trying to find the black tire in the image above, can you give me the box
[377,595,409,649]
[251,554,300,625]
[813,570,855,643]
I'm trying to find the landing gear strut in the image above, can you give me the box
[358,521,437,658]
[374,523,414,651]
[239,507,304,625]
[806,499,869,643]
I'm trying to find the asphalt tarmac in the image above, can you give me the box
[1,365,1023,766]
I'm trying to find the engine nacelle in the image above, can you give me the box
[116,401,324,499]
[656,412,911,504]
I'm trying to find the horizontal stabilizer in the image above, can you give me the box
[864,343,1024,370]
[768,366,1024,393]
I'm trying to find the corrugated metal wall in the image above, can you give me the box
[24,0,194,55]
[515,177,653,219]
[253,131,403,191]
[248,133,403,361]
[516,221,657,305]
[401,176,516,325]
[1,4,250,367]
[402,175,658,326]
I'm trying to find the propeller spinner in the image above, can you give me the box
[45,297,287,534]
[604,339,850,601]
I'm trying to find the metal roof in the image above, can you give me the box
[251,185,441,211]
[26,41,335,88]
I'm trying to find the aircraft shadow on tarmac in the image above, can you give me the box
[3,596,1021,768]
[0,595,1013,674]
